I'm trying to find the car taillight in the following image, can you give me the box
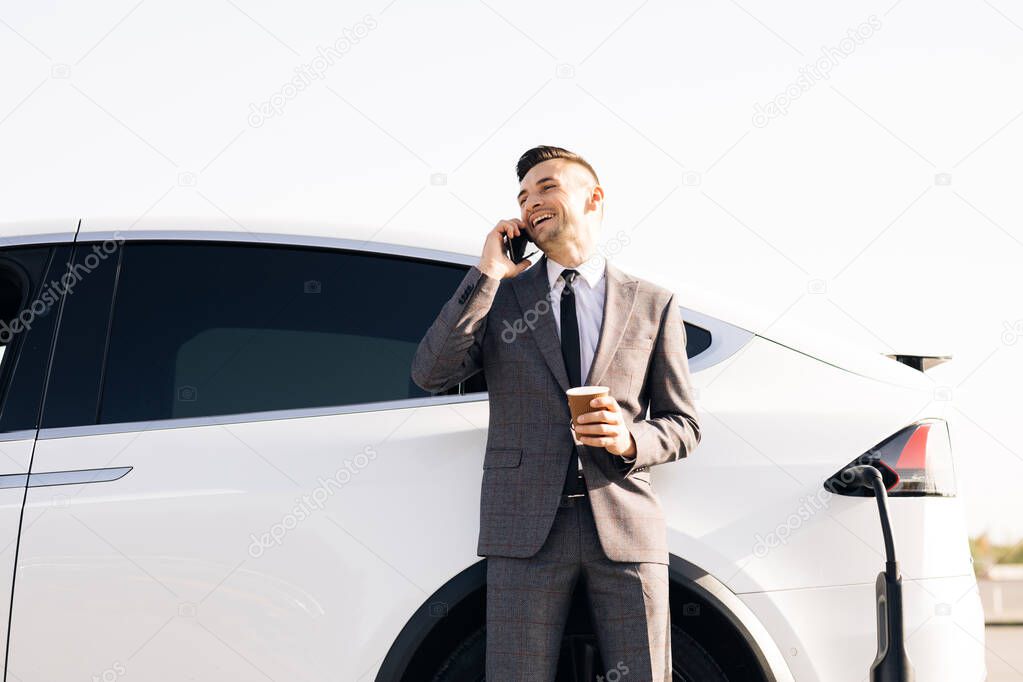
[824,420,956,497]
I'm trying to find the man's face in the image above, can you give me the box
[517,158,600,250]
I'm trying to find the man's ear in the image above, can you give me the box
[587,184,605,215]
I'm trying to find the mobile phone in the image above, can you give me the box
[505,228,536,264]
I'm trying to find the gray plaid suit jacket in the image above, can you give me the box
[411,253,701,564]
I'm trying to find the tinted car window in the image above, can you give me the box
[0,245,71,433]
[40,241,122,429]
[98,242,468,424]
[684,321,711,358]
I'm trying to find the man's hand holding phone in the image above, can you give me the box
[479,219,534,280]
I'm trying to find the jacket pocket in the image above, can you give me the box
[632,470,652,484]
[483,448,523,469]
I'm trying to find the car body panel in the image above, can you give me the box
[739,574,986,681]
[9,399,490,681]
[0,439,35,675]
[667,334,971,594]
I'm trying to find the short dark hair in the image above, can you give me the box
[516,145,600,184]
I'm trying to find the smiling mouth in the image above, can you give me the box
[531,212,556,229]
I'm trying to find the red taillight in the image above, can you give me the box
[894,423,929,470]
[825,420,956,497]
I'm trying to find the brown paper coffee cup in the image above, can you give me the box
[567,386,610,445]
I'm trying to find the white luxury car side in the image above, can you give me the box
[0,219,984,682]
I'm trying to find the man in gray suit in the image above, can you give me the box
[411,146,701,681]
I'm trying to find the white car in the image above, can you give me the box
[0,219,984,681]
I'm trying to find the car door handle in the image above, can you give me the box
[0,467,133,489]
[28,466,133,488]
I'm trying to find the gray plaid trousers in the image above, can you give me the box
[486,496,671,681]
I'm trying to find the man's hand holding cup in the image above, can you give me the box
[567,387,637,458]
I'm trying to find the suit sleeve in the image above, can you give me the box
[410,265,500,394]
[618,292,702,476]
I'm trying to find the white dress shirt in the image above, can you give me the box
[546,252,637,467]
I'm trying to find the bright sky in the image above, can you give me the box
[1,0,1021,542]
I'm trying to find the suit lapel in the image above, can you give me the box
[511,253,639,393]
[512,254,571,393]
[585,260,638,387]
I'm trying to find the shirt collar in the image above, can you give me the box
[546,251,606,290]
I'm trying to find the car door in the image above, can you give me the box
[0,243,73,675]
[6,237,490,681]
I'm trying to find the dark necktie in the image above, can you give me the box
[559,269,585,496]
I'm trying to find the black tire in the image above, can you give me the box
[431,623,728,681]
[669,625,729,682]
[430,626,485,682]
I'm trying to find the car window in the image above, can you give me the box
[96,241,468,424]
[40,241,122,429]
[0,245,71,433]
[684,321,711,358]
